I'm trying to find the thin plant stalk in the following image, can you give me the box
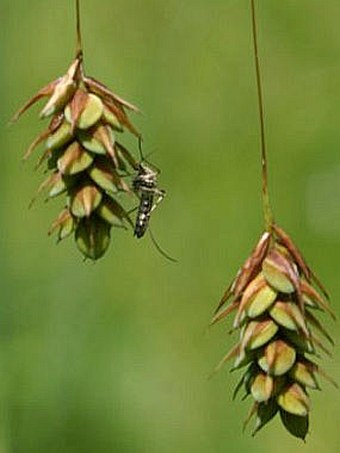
[75,0,83,59]
[250,0,274,232]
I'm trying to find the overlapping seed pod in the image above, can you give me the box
[212,224,337,440]
[12,55,140,260]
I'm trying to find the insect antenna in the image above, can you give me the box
[138,135,145,161]
[137,137,160,171]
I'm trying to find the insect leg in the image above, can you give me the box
[150,189,166,213]
[148,227,178,263]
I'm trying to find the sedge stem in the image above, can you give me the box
[75,0,83,59]
[250,0,274,231]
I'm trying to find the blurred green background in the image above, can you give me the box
[1,0,340,452]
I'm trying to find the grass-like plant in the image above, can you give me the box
[12,0,141,260]
[212,0,337,440]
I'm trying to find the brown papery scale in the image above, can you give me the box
[12,0,139,260]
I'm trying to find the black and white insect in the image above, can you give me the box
[132,161,165,239]
[131,141,177,262]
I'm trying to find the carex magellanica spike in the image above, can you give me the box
[212,0,337,440]
[12,0,140,260]
[212,225,336,439]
